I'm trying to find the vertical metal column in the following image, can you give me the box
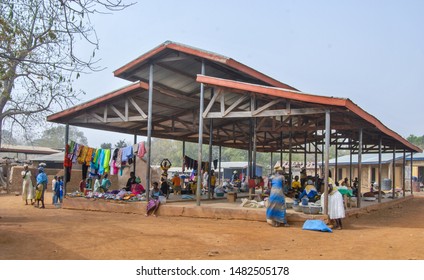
[314,131,318,177]
[146,64,154,201]
[253,118,257,177]
[410,152,413,195]
[64,123,69,195]
[182,141,186,189]
[146,64,153,201]
[392,146,396,199]
[304,132,307,181]
[378,136,382,203]
[208,118,213,199]
[270,152,273,174]
[357,129,363,208]
[247,119,252,180]
[402,149,406,197]
[349,146,353,187]
[323,110,330,215]
[218,145,222,185]
[196,60,205,206]
[182,141,185,173]
[335,137,338,183]
[288,118,293,186]
[133,134,137,173]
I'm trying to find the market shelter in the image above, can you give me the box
[47,41,421,209]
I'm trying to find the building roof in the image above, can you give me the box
[47,41,420,154]
[0,144,61,155]
[324,152,423,166]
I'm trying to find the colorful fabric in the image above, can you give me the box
[266,174,287,225]
[146,199,159,212]
[103,149,111,174]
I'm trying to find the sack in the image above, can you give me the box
[302,219,332,233]
[158,196,166,204]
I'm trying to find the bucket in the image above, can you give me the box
[301,197,309,206]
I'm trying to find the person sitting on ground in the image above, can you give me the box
[93,174,101,192]
[298,179,318,202]
[145,182,163,217]
[131,177,145,195]
[99,173,112,192]
[291,175,301,192]
[125,171,137,191]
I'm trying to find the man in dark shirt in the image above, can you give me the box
[125,171,136,191]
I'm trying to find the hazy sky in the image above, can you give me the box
[71,0,424,147]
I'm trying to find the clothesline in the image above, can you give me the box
[64,140,147,182]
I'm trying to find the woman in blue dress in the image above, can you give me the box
[266,166,289,227]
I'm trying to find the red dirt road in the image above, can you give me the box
[1,194,424,260]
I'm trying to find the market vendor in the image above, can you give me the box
[99,173,112,192]
[125,171,137,191]
[131,177,145,195]
[298,180,318,202]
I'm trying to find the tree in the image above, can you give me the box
[100,142,112,149]
[0,0,133,146]
[32,125,87,149]
[114,140,128,148]
[0,129,19,145]
[407,134,424,149]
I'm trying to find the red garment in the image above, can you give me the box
[131,183,145,195]
[137,142,146,158]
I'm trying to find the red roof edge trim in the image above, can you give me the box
[47,81,149,122]
[344,101,421,152]
[114,43,168,77]
[196,75,347,107]
[197,75,421,153]
[113,41,298,90]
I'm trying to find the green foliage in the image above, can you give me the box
[407,134,424,149]
[100,143,112,149]
[0,0,132,146]
[32,125,87,149]
[114,140,129,148]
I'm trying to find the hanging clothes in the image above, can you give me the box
[138,142,147,158]
[103,149,111,174]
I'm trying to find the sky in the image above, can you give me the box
[71,0,424,148]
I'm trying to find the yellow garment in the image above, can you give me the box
[77,146,88,164]
[210,175,216,186]
[305,184,316,192]
[85,148,94,166]
[292,180,301,189]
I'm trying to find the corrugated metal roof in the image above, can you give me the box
[46,41,420,155]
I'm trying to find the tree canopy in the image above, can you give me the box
[32,125,87,149]
[0,0,133,146]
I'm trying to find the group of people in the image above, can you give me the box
[265,167,347,230]
[21,164,49,209]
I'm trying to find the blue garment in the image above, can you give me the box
[121,146,133,163]
[36,172,48,185]
[266,174,287,225]
[299,189,318,200]
[53,181,61,204]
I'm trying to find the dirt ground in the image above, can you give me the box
[1,193,424,260]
